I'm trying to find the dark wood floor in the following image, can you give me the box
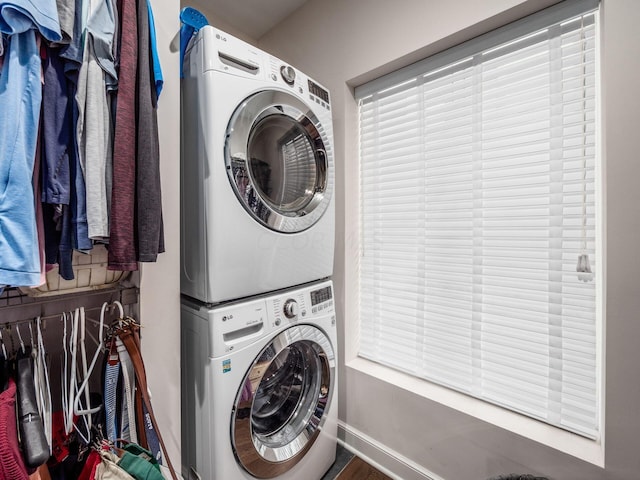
[335,457,393,480]
[321,444,393,480]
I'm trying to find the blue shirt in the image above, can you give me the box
[0,1,61,286]
[60,0,92,252]
[147,0,163,99]
[0,1,61,40]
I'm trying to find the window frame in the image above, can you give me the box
[351,0,604,464]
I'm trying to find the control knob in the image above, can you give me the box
[283,299,299,319]
[280,65,296,85]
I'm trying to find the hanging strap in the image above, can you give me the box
[113,319,179,480]
[116,338,137,444]
[104,337,120,442]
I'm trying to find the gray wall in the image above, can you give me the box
[258,1,640,479]
[139,0,181,468]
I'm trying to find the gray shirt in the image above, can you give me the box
[55,0,75,44]
[75,0,117,240]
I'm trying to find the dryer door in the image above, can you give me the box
[231,324,335,478]
[225,90,332,233]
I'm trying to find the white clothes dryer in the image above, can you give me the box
[181,26,335,304]
[180,279,338,480]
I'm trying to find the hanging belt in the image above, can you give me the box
[111,318,179,480]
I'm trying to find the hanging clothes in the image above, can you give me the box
[0,0,62,287]
[0,2,61,40]
[77,450,101,480]
[76,0,117,241]
[60,0,92,253]
[42,45,72,207]
[43,203,75,280]
[41,1,80,278]
[0,378,29,480]
[55,0,75,45]
[1,0,165,287]
[108,0,165,270]
[146,1,162,99]
[41,43,75,279]
[33,130,47,286]
[135,0,164,263]
[108,0,137,271]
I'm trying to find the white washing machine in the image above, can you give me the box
[181,26,335,304]
[181,280,338,480]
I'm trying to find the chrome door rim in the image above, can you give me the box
[225,90,333,233]
[231,325,335,478]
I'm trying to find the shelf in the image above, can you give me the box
[0,286,138,325]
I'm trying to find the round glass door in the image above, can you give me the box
[226,90,333,233]
[231,325,335,478]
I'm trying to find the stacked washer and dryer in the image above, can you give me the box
[180,25,337,480]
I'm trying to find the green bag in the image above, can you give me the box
[117,443,164,480]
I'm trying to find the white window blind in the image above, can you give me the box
[357,0,599,439]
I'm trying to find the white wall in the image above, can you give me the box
[259,0,640,479]
[183,0,259,45]
[139,0,182,470]
[140,0,257,470]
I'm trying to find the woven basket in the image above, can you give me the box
[19,245,130,297]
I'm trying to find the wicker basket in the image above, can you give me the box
[19,245,130,297]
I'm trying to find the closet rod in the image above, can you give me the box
[0,287,138,326]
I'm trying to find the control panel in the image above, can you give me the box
[193,26,331,111]
[210,280,334,357]
[268,56,331,111]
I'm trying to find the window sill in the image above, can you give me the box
[346,356,605,467]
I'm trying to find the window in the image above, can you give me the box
[356,0,600,439]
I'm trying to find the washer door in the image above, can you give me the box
[225,90,332,233]
[231,325,335,478]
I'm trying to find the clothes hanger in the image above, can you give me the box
[3,324,16,358]
[29,321,41,413]
[60,313,69,434]
[36,316,52,454]
[0,328,8,360]
[110,301,125,324]
[28,322,35,352]
[0,328,7,392]
[15,323,26,356]
[65,307,91,445]
[57,308,91,444]
[61,311,76,437]
[74,304,105,422]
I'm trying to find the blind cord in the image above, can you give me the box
[577,15,593,282]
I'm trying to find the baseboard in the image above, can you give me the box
[337,421,446,480]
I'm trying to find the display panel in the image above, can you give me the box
[310,286,332,306]
[308,80,329,104]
